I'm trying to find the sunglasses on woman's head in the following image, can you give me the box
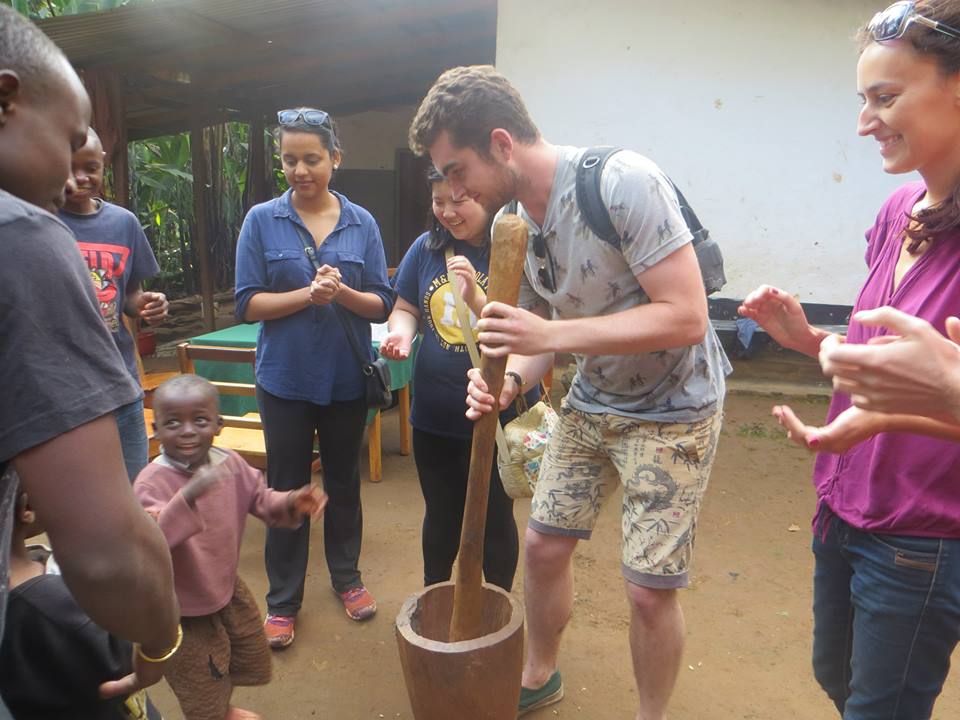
[277,108,332,128]
[869,1,960,42]
[532,231,557,294]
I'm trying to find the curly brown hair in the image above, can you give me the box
[859,0,960,250]
[408,65,539,160]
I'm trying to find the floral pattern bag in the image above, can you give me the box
[446,247,557,499]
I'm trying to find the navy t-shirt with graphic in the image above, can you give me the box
[59,200,161,384]
[394,232,538,440]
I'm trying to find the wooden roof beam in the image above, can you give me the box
[122,0,494,73]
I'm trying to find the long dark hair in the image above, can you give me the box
[859,0,960,250]
[422,167,491,253]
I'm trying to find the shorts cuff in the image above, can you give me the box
[622,564,689,589]
[528,518,592,540]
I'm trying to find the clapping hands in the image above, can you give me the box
[310,264,342,306]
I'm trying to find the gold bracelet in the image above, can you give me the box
[136,624,183,663]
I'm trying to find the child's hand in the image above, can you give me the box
[99,645,168,699]
[138,291,169,326]
[289,484,328,520]
[181,465,224,507]
[447,255,484,310]
[772,404,885,454]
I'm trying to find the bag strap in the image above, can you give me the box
[292,222,371,368]
[576,146,622,247]
[444,247,512,461]
[576,145,710,248]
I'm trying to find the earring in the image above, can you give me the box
[334,164,339,169]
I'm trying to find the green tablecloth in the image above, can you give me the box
[189,323,417,421]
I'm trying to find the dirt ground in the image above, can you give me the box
[145,392,960,720]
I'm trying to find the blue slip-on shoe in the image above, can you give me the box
[517,670,563,716]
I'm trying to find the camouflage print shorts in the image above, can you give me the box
[529,402,723,589]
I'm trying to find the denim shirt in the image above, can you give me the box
[235,189,394,405]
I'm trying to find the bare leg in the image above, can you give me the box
[626,583,685,720]
[521,527,579,688]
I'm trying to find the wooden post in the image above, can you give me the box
[448,215,529,642]
[191,122,216,331]
[112,134,129,209]
[248,116,267,209]
[368,411,382,482]
[81,68,129,208]
[398,385,412,456]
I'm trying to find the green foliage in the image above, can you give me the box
[4,0,136,19]
[3,0,280,299]
[128,133,195,296]
[126,122,265,298]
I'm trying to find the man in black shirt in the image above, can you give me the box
[0,6,179,714]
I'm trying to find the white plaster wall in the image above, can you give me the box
[496,0,905,303]
[335,104,418,170]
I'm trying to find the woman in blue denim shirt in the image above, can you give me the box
[234,109,393,647]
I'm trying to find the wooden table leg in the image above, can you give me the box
[398,385,411,456]
[368,410,382,483]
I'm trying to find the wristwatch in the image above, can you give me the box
[505,371,523,391]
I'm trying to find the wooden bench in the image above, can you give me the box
[173,342,271,470]
[169,341,393,479]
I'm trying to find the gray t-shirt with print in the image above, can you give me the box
[514,146,730,422]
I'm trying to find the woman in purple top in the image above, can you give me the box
[740,2,960,717]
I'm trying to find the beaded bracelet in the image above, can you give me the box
[136,624,184,663]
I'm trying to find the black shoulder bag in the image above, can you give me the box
[293,224,393,410]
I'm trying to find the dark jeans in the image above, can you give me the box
[257,387,368,615]
[812,512,960,719]
[412,428,518,591]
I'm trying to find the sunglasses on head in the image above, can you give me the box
[277,108,332,128]
[532,231,557,294]
[868,1,960,42]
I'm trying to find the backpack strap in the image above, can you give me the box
[575,146,622,248]
[670,183,708,246]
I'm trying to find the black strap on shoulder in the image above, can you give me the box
[576,146,622,247]
[671,183,707,243]
[292,222,372,366]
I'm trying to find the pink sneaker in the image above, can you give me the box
[338,586,377,621]
[263,613,294,649]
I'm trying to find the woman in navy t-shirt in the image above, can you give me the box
[235,109,393,645]
[382,170,537,591]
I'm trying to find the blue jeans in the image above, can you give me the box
[113,398,148,482]
[812,512,960,719]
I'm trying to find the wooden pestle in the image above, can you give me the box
[449,214,529,642]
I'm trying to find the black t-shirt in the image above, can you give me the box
[0,190,139,716]
[0,568,159,719]
[0,190,139,462]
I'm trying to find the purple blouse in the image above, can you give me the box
[813,182,960,538]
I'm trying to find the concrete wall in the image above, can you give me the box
[335,104,418,170]
[332,104,419,258]
[496,0,906,304]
